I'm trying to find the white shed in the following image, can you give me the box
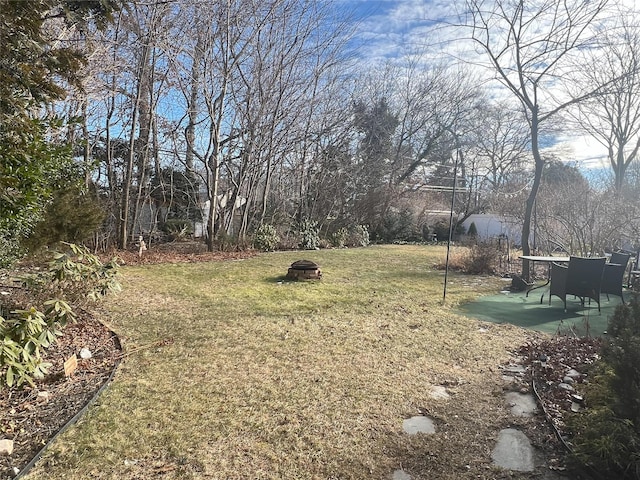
[462,214,522,244]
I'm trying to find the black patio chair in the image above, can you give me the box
[602,251,631,303]
[549,256,606,312]
[610,251,631,269]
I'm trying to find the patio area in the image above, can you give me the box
[459,286,633,337]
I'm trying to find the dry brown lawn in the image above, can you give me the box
[25,245,545,480]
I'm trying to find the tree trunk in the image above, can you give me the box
[185,33,203,176]
[131,42,153,241]
[206,153,219,252]
[521,113,545,282]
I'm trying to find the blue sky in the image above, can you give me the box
[341,0,460,63]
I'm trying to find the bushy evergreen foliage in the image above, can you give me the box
[569,296,640,478]
[348,224,370,247]
[24,183,105,252]
[0,0,119,266]
[376,208,415,243]
[161,219,194,241]
[0,244,120,388]
[330,227,349,248]
[431,219,465,242]
[298,218,320,250]
[253,224,280,251]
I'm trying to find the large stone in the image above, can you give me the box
[491,428,534,472]
[392,470,412,480]
[402,415,436,435]
[566,368,582,378]
[0,439,14,456]
[505,392,538,417]
[429,385,450,401]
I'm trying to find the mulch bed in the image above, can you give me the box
[107,242,257,266]
[513,335,603,473]
[0,315,121,479]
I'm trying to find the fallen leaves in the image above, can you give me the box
[516,336,602,443]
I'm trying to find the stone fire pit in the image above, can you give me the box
[286,260,322,280]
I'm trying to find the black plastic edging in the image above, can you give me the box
[13,331,122,480]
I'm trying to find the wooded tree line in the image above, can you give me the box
[4,0,640,265]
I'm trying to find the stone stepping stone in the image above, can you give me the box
[502,365,526,375]
[392,469,412,480]
[491,428,534,472]
[505,392,538,417]
[402,415,436,435]
[428,385,450,400]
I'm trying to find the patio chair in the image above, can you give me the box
[601,251,631,303]
[549,256,606,312]
[609,251,631,269]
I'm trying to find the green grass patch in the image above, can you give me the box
[27,245,532,480]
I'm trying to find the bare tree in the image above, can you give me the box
[119,1,171,249]
[466,0,612,280]
[574,13,640,192]
[346,59,485,238]
[471,102,529,191]
[534,161,632,254]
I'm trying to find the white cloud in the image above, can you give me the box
[549,134,610,170]
[347,0,460,63]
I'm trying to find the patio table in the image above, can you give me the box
[520,255,570,303]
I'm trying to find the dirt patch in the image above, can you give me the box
[517,336,602,433]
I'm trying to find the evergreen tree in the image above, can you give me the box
[352,98,400,239]
[0,0,119,266]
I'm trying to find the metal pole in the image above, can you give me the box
[533,197,537,253]
[443,147,460,303]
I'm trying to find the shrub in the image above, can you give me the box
[253,224,280,252]
[422,224,436,242]
[0,301,74,387]
[431,247,468,272]
[298,218,320,250]
[45,243,121,305]
[330,227,349,248]
[162,218,193,241]
[601,298,640,427]
[347,224,370,247]
[277,232,299,251]
[431,219,465,242]
[377,208,415,243]
[569,404,640,476]
[431,220,450,242]
[214,231,237,252]
[0,244,120,388]
[467,222,478,238]
[24,184,105,253]
[462,242,499,275]
[568,296,640,477]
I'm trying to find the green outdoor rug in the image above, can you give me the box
[459,287,633,337]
